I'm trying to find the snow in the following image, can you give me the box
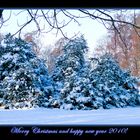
[76,97,91,103]
[2,52,13,59]
[1,40,6,48]
[15,85,19,90]
[138,86,140,94]
[0,106,140,125]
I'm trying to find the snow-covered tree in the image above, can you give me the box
[89,53,140,109]
[1,34,139,110]
[60,53,140,110]
[51,35,89,108]
[52,35,88,80]
[0,34,53,109]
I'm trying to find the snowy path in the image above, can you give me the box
[0,106,140,125]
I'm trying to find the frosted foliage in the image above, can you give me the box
[88,54,140,109]
[0,34,140,110]
[51,36,88,104]
[0,34,53,109]
[57,53,140,110]
[51,36,86,109]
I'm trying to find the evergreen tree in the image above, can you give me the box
[60,53,140,110]
[51,35,88,108]
[89,53,140,109]
[1,34,139,110]
[0,34,53,109]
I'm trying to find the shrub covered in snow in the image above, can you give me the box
[0,34,54,109]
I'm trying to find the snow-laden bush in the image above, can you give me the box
[0,34,54,109]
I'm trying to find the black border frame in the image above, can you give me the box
[0,0,140,139]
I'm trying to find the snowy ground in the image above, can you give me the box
[0,106,140,125]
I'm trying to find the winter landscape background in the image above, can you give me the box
[0,9,140,125]
[0,34,140,125]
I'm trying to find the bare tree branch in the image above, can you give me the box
[27,9,41,34]
[1,9,140,47]
[79,9,140,29]
[0,10,12,29]
[79,9,137,49]
[12,18,33,37]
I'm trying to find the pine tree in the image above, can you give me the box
[59,53,140,110]
[0,34,53,109]
[51,35,89,108]
[89,53,140,109]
